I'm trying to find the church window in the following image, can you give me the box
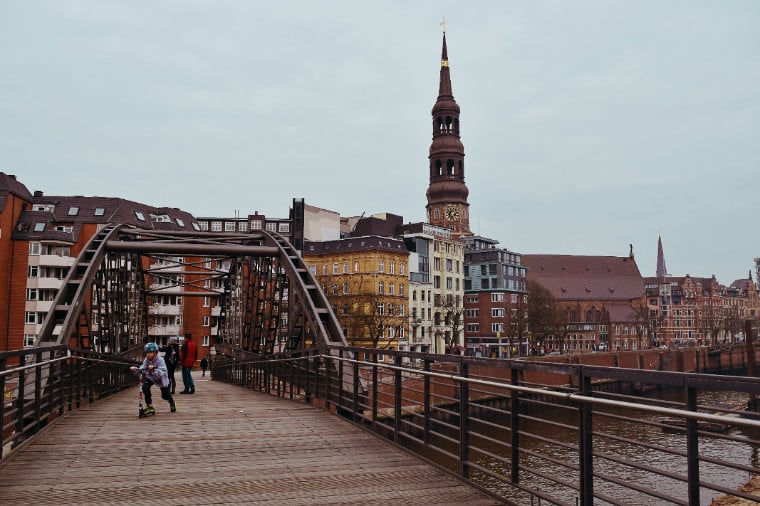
[435,159,442,176]
[447,159,455,175]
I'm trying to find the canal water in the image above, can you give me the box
[471,389,759,505]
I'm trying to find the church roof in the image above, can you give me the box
[523,254,644,301]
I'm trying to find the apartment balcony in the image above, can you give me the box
[28,277,65,290]
[150,304,182,316]
[27,300,54,313]
[210,327,218,336]
[38,255,76,268]
[148,324,181,336]
[211,306,221,317]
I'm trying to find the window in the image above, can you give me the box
[28,266,39,278]
[466,323,480,333]
[27,288,38,301]
[25,312,37,324]
[511,294,518,303]
[332,263,338,274]
[29,242,41,255]
[203,316,210,326]
[225,222,236,231]
[237,221,247,232]
[342,282,348,294]
[389,262,395,274]
[203,296,210,307]
[379,260,385,273]
[491,323,504,333]
[176,218,185,227]
[199,221,209,231]
[202,335,210,347]
[492,308,505,317]
[24,334,36,347]
[135,211,146,221]
[399,284,404,296]
[251,220,262,230]
[377,302,385,315]
[400,263,405,275]
[388,303,395,315]
[278,223,289,233]
[94,207,105,216]
[34,222,46,232]
[389,283,395,295]
[446,277,453,289]
[446,259,453,272]
[68,207,79,216]
[211,221,222,232]
[491,293,504,302]
[399,304,405,316]
[465,309,479,318]
[266,222,277,232]
[192,222,201,231]
[378,281,385,294]
[309,264,316,275]
[322,264,328,275]
[342,261,349,273]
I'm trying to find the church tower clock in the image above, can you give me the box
[425,24,472,236]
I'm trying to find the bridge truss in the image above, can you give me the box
[34,225,346,355]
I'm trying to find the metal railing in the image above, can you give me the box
[1,346,137,459]
[212,346,760,506]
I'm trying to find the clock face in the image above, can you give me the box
[444,206,460,221]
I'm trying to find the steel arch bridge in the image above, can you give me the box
[34,224,346,355]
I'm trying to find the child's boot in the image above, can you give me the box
[170,401,177,413]
[143,406,155,416]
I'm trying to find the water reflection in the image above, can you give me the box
[470,390,759,505]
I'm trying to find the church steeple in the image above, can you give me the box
[425,25,472,236]
[656,234,668,278]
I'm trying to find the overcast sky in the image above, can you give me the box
[2,1,758,284]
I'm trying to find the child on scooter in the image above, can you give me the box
[130,342,176,414]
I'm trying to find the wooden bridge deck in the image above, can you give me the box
[0,371,500,505]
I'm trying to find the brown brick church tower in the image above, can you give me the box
[425,26,472,236]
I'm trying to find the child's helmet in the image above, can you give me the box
[144,342,159,353]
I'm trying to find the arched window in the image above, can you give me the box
[567,306,577,321]
[447,159,455,175]
[435,159,443,176]
[445,116,452,131]
[437,117,443,132]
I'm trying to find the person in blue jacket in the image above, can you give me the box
[130,342,176,414]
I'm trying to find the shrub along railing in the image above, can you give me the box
[212,345,760,506]
[0,345,137,459]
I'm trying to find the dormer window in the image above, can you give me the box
[68,207,79,216]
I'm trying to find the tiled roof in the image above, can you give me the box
[605,303,637,322]
[13,195,199,242]
[523,254,644,301]
[0,172,33,212]
[304,236,409,256]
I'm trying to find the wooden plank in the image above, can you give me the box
[0,372,500,505]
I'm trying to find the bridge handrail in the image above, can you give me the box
[1,346,138,460]
[211,345,760,505]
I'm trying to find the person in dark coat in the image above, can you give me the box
[200,356,209,377]
[161,336,180,394]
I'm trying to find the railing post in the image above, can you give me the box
[579,367,593,506]
[685,378,700,506]
[0,355,5,459]
[34,351,43,432]
[394,353,402,443]
[424,359,431,445]
[325,353,332,410]
[352,356,360,422]
[16,354,26,442]
[338,348,344,409]
[372,352,378,426]
[459,359,470,479]
[510,364,520,483]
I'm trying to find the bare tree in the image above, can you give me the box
[438,294,464,352]
[629,300,651,350]
[527,280,562,354]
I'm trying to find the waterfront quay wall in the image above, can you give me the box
[369,346,758,413]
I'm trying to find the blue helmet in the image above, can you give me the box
[144,342,159,353]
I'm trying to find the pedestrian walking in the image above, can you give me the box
[179,333,197,394]
[200,356,209,377]
[161,336,180,394]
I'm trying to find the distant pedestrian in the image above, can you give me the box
[200,356,209,377]
[179,333,197,394]
[161,337,180,394]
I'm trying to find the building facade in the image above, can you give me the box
[303,236,409,353]
[462,236,528,357]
